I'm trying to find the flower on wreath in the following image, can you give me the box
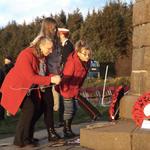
[132,92,150,127]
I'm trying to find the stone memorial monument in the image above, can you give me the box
[120,0,150,119]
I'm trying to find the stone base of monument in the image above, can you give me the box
[119,94,139,119]
[80,120,150,150]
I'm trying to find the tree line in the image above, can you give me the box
[0,1,133,75]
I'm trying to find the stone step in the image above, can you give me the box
[80,120,150,150]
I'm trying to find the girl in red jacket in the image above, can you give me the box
[0,37,61,147]
[59,40,92,138]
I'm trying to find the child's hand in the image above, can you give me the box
[51,75,61,85]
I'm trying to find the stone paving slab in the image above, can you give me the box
[132,127,150,150]
[0,122,93,150]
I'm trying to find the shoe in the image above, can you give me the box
[93,113,101,121]
[26,140,39,147]
[58,122,64,127]
[54,122,64,128]
[47,128,61,141]
[63,129,76,138]
[24,143,38,148]
[13,143,24,148]
[13,140,25,148]
[30,138,39,143]
[63,120,76,138]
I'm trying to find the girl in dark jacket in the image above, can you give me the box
[29,17,62,142]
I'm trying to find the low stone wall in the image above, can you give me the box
[80,120,150,150]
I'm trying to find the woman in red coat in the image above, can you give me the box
[59,40,92,138]
[0,37,61,147]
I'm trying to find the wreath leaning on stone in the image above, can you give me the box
[109,86,125,121]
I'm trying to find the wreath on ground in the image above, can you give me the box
[109,86,125,121]
[132,92,150,127]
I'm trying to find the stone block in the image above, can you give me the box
[133,24,150,48]
[132,48,144,70]
[132,127,150,150]
[120,95,138,119]
[133,0,150,26]
[80,120,135,150]
[130,71,147,95]
[143,47,150,71]
[144,72,150,91]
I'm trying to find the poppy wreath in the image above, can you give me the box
[109,86,124,120]
[132,92,150,127]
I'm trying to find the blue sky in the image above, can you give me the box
[0,0,133,28]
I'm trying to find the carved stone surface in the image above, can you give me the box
[133,0,150,26]
[130,71,147,95]
[120,95,139,119]
[143,47,150,71]
[133,24,150,48]
[81,121,134,150]
[80,120,150,150]
[132,48,144,70]
[132,128,150,150]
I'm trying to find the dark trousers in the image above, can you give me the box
[0,105,5,120]
[0,92,5,120]
[58,95,64,123]
[14,94,35,146]
[29,87,54,139]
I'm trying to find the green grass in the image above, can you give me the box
[83,77,130,88]
[0,106,109,139]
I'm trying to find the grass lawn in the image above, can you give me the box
[0,105,109,139]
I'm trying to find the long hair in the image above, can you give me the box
[31,17,60,49]
[40,17,58,39]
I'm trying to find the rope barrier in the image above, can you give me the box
[10,85,53,91]
[9,85,54,95]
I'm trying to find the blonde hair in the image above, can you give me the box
[75,40,91,52]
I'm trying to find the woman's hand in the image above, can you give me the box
[51,75,61,85]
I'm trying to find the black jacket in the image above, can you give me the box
[61,40,74,66]
[0,63,14,87]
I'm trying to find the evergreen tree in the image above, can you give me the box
[0,1,133,70]
[67,8,83,43]
[56,10,67,27]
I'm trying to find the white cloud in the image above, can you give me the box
[0,0,132,28]
[0,0,80,27]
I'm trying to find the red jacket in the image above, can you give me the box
[59,51,90,99]
[0,47,51,115]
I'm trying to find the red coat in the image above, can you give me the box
[0,47,51,115]
[59,51,90,99]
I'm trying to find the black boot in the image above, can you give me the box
[47,128,61,142]
[63,119,76,138]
